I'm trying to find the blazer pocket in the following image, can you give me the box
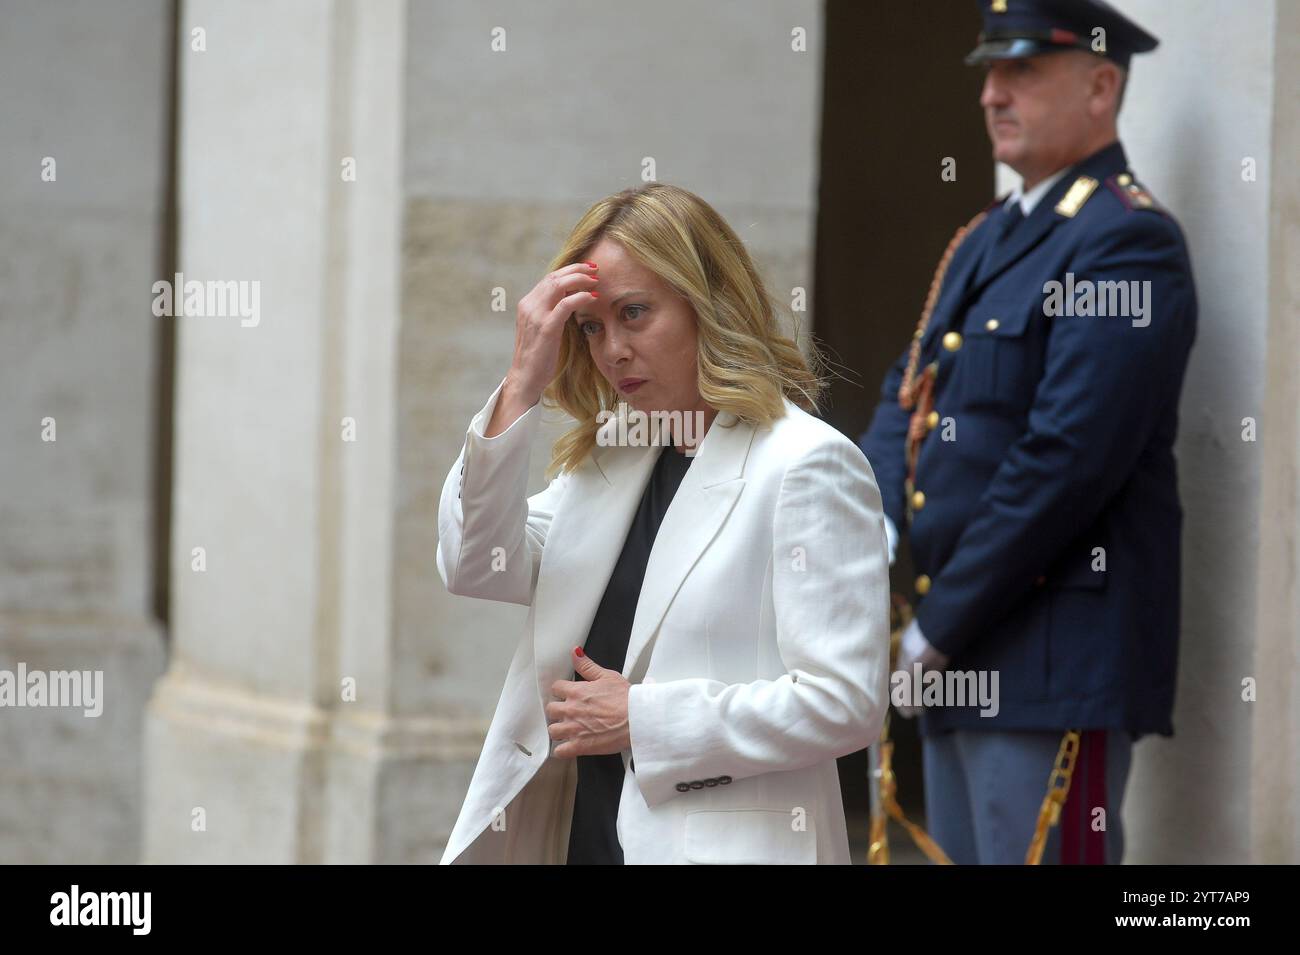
[683,808,817,865]
[957,301,1040,413]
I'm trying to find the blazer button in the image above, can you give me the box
[926,410,940,430]
[717,775,732,785]
[985,318,1000,332]
[689,780,705,789]
[675,782,691,793]
[915,574,932,595]
[911,490,926,510]
[942,331,963,351]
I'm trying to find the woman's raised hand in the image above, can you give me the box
[485,262,599,438]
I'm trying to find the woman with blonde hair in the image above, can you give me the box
[437,182,890,864]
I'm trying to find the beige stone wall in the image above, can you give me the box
[0,0,171,863]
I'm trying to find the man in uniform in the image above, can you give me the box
[857,0,1197,864]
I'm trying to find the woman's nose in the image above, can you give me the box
[600,326,633,365]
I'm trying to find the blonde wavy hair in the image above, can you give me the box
[542,182,826,478]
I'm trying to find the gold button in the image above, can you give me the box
[985,318,1000,332]
[913,327,924,340]
[942,331,962,351]
[1117,173,1132,186]
[926,410,940,430]
[911,490,926,510]
[915,574,931,595]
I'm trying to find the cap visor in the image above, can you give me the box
[964,37,1059,64]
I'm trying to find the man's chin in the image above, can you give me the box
[991,140,1024,168]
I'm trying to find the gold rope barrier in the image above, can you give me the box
[1024,729,1082,865]
[868,598,952,865]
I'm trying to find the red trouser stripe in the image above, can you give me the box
[1060,730,1108,864]
[1084,730,1108,864]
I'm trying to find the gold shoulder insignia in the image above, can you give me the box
[1109,171,1164,212]
[1055,175,1099,218]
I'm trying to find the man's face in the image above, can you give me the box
[979,51,1110,181]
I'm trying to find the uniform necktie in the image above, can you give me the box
[976,200,1025,282]
[995,200,1025,244]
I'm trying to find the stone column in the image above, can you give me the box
[1249,0,1300,865]
[143,0,410,862]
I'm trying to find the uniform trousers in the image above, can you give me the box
[921,727,1134,864]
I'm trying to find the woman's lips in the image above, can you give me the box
[618,378,646,393]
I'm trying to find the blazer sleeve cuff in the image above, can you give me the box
[459,377,542,499]
[626,680,693,809]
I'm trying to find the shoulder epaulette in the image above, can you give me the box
[1106,171,1167,214]
[1054,175,1100,218]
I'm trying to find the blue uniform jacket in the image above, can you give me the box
[857,140,1197,738]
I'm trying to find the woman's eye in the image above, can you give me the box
[579,320,600,336]
[623,305,645,319]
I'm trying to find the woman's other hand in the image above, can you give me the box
[546,647,632,758]
[485,262,600,437]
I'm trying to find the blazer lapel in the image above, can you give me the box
[961,140,1131,307]
[966,184,1071,297]
[621,411,754,684]
[922,211,999,352]
[531,415,659,707]
[530,407,756,707]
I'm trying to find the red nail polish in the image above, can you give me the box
[585,261,598,268]
[589,291,598,298]
[574,646,585,657]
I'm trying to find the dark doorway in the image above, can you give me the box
[815,0,994,863]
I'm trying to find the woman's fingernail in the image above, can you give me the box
[589,291,598,298]
[586,261,598,268]
[574,646,585,657]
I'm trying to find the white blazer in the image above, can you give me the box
[436,378,891,864]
